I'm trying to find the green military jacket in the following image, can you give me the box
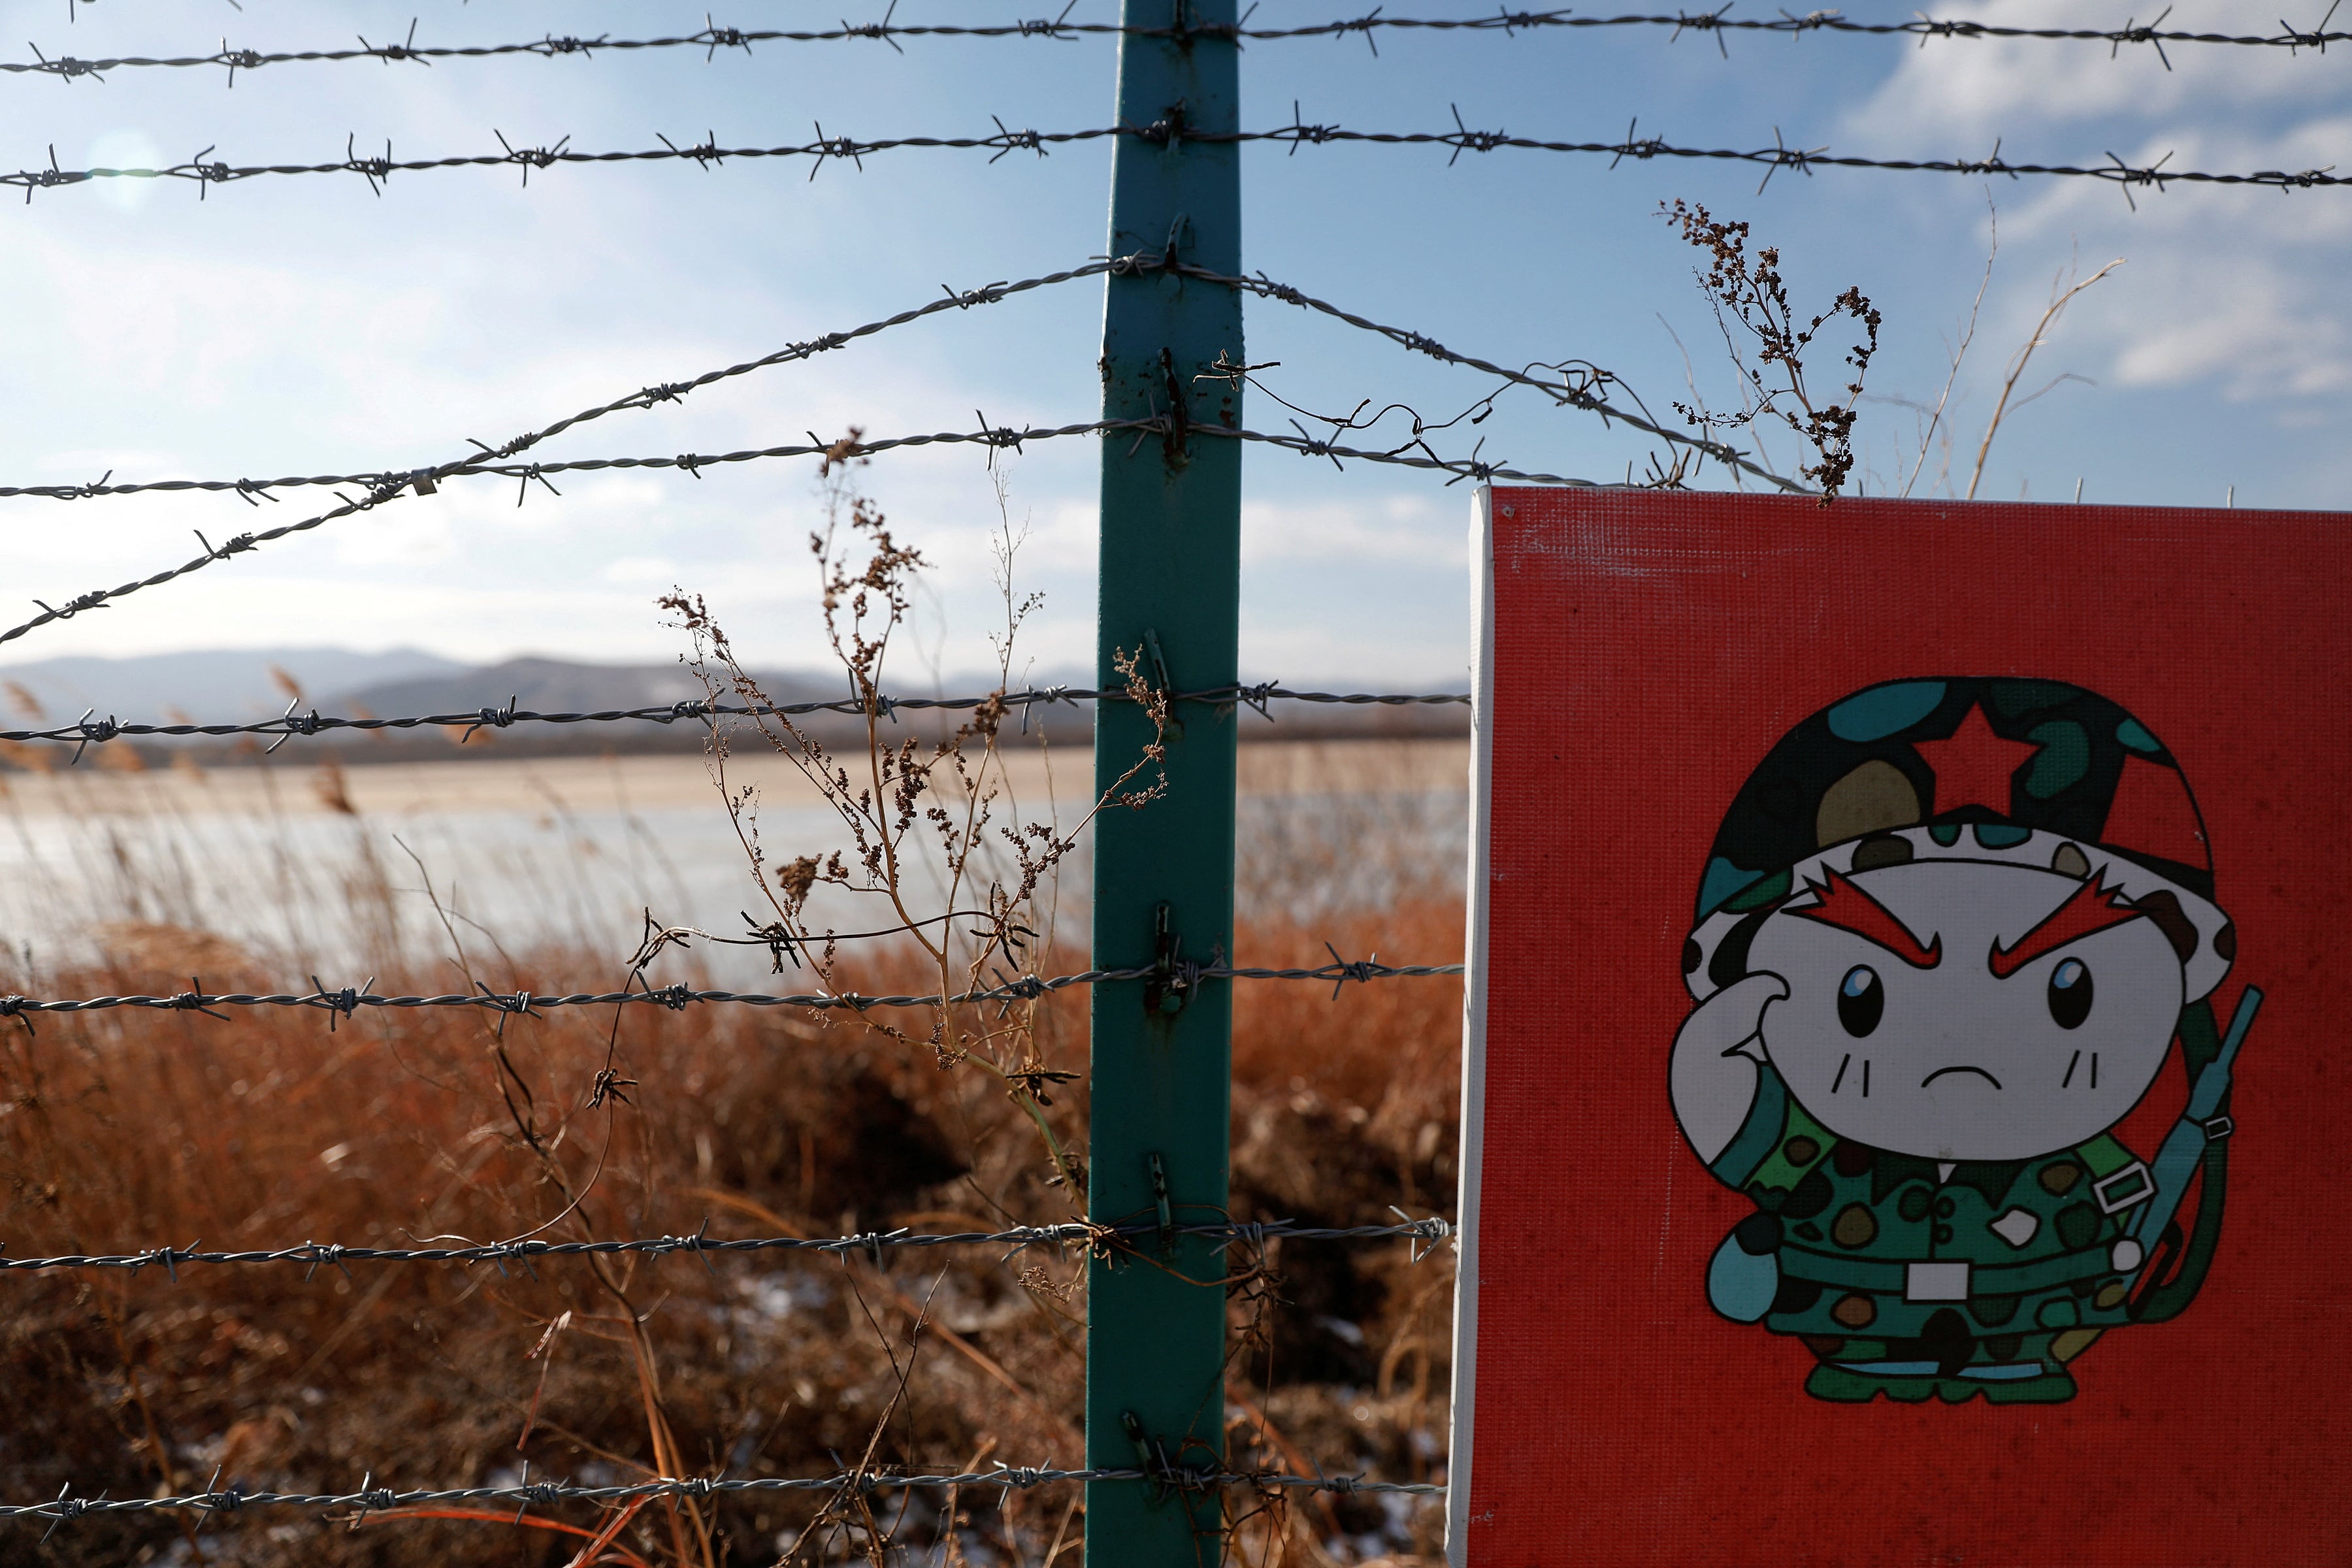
[1709,1064,2151,1357]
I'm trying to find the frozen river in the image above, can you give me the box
[0,740,1468,990]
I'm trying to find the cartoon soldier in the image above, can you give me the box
[1671,678,2258,1404]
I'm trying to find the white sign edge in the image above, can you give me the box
[1445,482,1498,1563]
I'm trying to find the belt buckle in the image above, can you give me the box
[1904,1261,1971,1302]
[2201,1114,2236,1142]
[2093,1160,2154,1215]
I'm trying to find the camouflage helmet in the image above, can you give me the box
[1684,677,2233,1005]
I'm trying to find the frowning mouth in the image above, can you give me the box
[1920,1064,2004,1090]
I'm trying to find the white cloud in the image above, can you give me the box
[1241,491,1458,564]
[1976,122,2352,402]
[1838,0,2352,423]
[2106,257,2349,397]
[1844,1,2344,143]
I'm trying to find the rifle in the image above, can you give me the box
[2127,986,2261,1322]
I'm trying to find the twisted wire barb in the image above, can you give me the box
[0,1216,1453,1275]
[0,684,1469,751]
[5,120,2340,201]
[0,1465,1443,1524]
[7,7,2344,83]
[1212,424,1588,487]
[0,958,1466,1022]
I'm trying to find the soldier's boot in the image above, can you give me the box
[1804,1364,1938,1403]
[1976,1369,2077,1404]
[1921,1367,2077,1403]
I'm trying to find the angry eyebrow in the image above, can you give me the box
[1988,874,2147,979]
[1788,867,1943,969]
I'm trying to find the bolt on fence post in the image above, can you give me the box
[1087,1,1242,1561]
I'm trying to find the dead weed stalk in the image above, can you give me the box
[653,436,1166,1207]
[1661,198,1882,502]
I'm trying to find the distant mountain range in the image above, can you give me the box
[0,646,1462,754]
[0,646,467,725]
[0,647,991,723]
[327,655,844,721]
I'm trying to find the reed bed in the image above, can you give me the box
[0,746,1465,1567]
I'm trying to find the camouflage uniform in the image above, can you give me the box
[1708,1064,2153,1403]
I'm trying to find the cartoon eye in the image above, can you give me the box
[1837,965,1883,1037]
[2048,958,2093,1030]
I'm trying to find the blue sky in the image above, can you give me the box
[0,1,2343,696]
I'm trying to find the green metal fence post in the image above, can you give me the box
[1087,1,1243,1561]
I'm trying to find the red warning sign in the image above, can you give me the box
[1450,485,2352,1564]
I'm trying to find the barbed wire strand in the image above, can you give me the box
[0,257,1784,513]
[0,419,1598,512]
[7,5,2344,84]
[0,419,1084,650]
[1172,260,1799,490]
[7,234,1729,648]
[0,1216,1453,1277]
[2,683,1469,753]
[5,118,2339,203]
[0,419,1134,507]
[0,252,1130,646]
[0,253,1124,502]
[0,956,1465,1026]
[0,1464,1443,1527]
[0,415,1594,652]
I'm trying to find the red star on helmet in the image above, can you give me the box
[1912,701,2040,818]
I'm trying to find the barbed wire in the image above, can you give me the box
[0,417,1596,513]
[1,683,1469,755]
[8,5,2343,85]
[6,236,1722,648]
[1172,260,1797,490]
[1239,113,2350,200]
[1,250,1776,511]
[0,421,1126,652]
[0,1215,1452,1277]
[0,417,1585,648]
[0,1463,1443,1528]
[0,122,1101,199]
[0,251,1153,648]
[1230,3,2352,56]
[6,117,2340,204]
[0,955,1466,1028]
[0,255,1130,513]
[0,420,1145,508]
[1209,422,1595,486]
[0,415,1592,653]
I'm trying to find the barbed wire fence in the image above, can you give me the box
[5,116,2342,203]
[8,3,2346,83]
[0,685,1471,757]
[0,248,1778,653]
[2,3,2344,1560]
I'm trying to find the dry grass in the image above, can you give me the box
[0,792,1463,1565]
